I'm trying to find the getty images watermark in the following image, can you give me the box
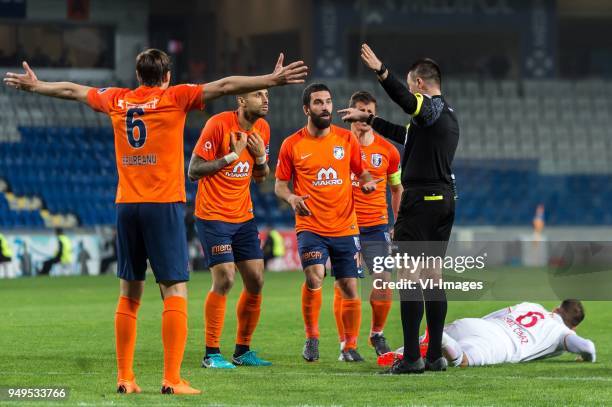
[359,241,612,301]
[369,252,488,292]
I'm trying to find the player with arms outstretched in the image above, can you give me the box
[188,89,272,369]
[4,49,307,394]
[275,83,379,362]
[333,91,403,359]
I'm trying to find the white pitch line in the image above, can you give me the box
[1,371,610,382]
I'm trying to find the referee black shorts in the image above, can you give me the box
[393,184,455,256]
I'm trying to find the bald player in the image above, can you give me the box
[188,89,272,369]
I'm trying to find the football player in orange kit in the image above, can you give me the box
[4,49,307,394]
[188,89,272,369]
[333,91,403,359]
[275,83,380,362]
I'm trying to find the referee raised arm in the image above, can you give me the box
[339,44,459,374]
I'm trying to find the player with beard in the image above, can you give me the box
[188,89,272,369]
[275,83,381,362]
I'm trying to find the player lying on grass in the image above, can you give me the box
[188,90,272,369]
[379,300,596,368]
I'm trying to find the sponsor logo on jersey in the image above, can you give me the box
[313,167,343,186]
[212,244,233,255]
[302,251,323,261]
[333,146,344,160]
[225,161,251,178]
[371,153,383,168]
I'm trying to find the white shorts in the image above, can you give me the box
[445,318,513,366]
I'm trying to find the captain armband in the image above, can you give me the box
[388,170,402,186]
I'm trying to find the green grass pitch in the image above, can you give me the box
[1,271,611,406]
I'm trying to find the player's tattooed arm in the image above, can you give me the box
[202,53,308,102]
[188,154,229,181]
[4,62,91,103]
[188,132,247,181]
[275,180,311,216]
[247,133,269,183]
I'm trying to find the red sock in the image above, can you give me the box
[162,296,187,384]
[115,296,140,382]
[342,299,362,350]
[205,291,227,349]
[370,288,393,334]
[333,284,345,342]
[236,290,262,346]
[301,283,322,339]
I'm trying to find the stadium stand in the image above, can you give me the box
[1,79,611,228]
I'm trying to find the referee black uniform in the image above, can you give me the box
[368,64,459,373]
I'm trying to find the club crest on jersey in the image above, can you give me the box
[371,153,383,168]
[333,146,344,160]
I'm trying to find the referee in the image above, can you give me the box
[339,43,459,374]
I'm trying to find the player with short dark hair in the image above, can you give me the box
[275,83,380,362]
[188,89,272,369]
[340,44,459,374]
[333,90,403,359]
[381,300,596,367]
[4,49,307,394]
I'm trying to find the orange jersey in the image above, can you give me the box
[352,133,401,227]
[87,84,204,203]
[193,111,270,223]
[276,125,364,237]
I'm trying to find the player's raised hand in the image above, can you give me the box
[230,132,248,156]
[270,53,308,86]
[361,178,383,194]
[246,133,266,159]
[338,107,370,123]
[4,61,39,92]
[361,43,383,72]
[288,194,311,216]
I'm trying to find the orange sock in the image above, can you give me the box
[162,296,188,384]
[333,284,345,342]
[115,296,140,381]
[370,288,393,334]
[205,291,227,349]
[342,299,362,350]
[301,283,322,339]
[236,290,262,346]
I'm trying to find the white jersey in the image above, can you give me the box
[445,302,574,365]
[486,302,574,362]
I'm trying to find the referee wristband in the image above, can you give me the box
[375,63,387,76]
[223,152,239,164]
[366,114,375,126]
[255,155,267,165]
